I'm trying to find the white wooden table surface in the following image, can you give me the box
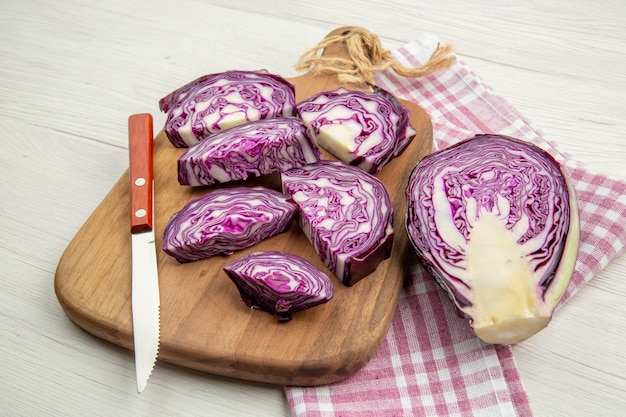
[1,1,624,416]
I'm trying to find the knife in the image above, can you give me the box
[128,113,160,393]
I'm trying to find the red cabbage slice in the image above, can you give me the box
[406,134,580,344]
[178,117,321,186]
[159,70,296,147]
[224,251,334,321]
[162,186,297,263]
[281,160,394,286]
[297,86,417,174]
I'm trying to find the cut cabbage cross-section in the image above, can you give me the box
[177,117,321,186]
[159,70,296,147]
[224,251,334,321]
[281,160,394,286]
[297,86,417,174]
[162,186,297,263]
[405,134,580,345]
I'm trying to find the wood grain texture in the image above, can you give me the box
[54,27,434,386]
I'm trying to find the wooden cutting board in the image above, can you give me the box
[54,27,433,386]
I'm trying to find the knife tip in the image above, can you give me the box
[137,378,148,394]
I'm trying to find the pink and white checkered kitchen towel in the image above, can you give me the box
[285,35,626,417]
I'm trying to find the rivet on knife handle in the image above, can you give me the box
[129,113,154,234]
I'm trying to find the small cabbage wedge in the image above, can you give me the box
[159,70,296,148]
[224,251,334,321]
[177,118,321,186]
[282,160,394,286]
[162,186,297,263]
[297,86,417,175]
[406,134,580,345]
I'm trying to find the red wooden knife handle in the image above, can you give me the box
[128,113,154,234]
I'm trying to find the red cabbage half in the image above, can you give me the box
[162,186,297,263]
[159,70,296,147]
[406,134,580,344]
[281,160,394,286]
[178,117,321,186]
[224,251,334,321]
[297,86,417,174]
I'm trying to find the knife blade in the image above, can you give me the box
[128,113,160,394]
